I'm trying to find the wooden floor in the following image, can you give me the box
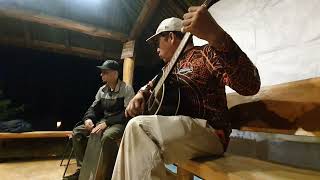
[0,159,201,180]
[0,158,78,180]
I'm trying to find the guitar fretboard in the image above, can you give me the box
[152,0,216,95]
[153,32,192,94]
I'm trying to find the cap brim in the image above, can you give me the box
[96,66,112,70]
[146,32,161,42]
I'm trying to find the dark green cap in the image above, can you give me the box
[97,60,120,71]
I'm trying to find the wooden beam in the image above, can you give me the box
[64,30,71,49]
[0,131,72,139]
[0,7,128,42]
[129,0,160,39]
[23,21,32,47]
[0,37,119,60]
[168,0,186,17]
[119,0,137,22]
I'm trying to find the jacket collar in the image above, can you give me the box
[103,79,121,93]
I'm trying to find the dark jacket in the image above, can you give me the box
[83,80,135,125]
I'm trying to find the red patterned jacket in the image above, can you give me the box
[140,33,261,149]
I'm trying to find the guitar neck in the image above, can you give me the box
[154,32,192,94]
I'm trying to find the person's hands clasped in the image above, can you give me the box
[125,92,145,118]
[91,122,107,134]
[182,6,225,47]
[84,119,94,131]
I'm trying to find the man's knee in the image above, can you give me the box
[72,133,87,145]
[101,134,115,144]
[101,135,121,150]
[126,116,144,130]
[72,126,89,144]
[101,124,125,143]
[73,125,89,136]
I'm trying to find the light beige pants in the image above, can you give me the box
[111,115,224,180]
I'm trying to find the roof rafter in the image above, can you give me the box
[129,0,160,40]
[0,7,128,42]
[0,37,119,60]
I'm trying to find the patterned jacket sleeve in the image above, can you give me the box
[204,33,261,96]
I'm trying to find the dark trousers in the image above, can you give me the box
[72,123,125,180]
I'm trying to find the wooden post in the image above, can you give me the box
[121,40,135,86]
[123,57,135,85]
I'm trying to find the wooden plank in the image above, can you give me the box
[0,137,69,159]
[227,77,320,135]
[0,131,72,139]
[239,127,296,135]
[178,160,227,180]
[119,0,137,22]
[23,21,32,47]
[0,37,119,59]
[0,7,128,41]
[64,29,71,49]
[228,130,320,170]
[239,126,320,136]
[227,77,320,108]
[121,40,135,59]
[177,166,193,180]
[178,155,320,180]
[129,0,160,39]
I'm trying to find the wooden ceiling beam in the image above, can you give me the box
[23,21,32,47]
[0,37,119,60]
[120,0,138,21]
[129,0,160,39]
[0,7,128,42]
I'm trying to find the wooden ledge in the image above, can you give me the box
[0,131,72,139]
[177,155,320,180]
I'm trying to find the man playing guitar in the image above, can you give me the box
[112,2,260,180]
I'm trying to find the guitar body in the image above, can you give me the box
[146,74,204,117]
[146,82,181,115]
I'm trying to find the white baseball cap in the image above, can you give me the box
[146,17,183,42]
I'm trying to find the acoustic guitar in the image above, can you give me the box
[145,0,218,116]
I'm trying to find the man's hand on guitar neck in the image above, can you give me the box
[125,92,145,118]
[181,6,226,49]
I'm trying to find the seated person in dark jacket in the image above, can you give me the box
[0,82,31,133]
[64,60,135,180]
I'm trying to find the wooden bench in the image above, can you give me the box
[177,155,320,180]
[0,131,72,159]
[0,131,72,139]
[176,77,320,179]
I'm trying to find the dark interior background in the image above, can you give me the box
[0,44,162,130]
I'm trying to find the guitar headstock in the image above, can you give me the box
[202,0,219,9]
